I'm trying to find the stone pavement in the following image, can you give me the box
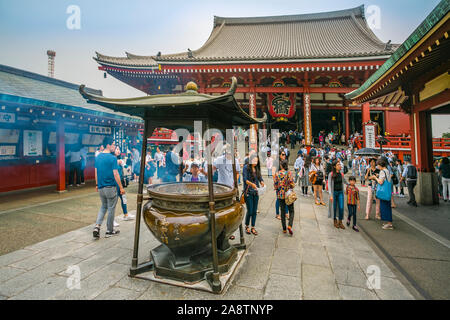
[0,178,416,300]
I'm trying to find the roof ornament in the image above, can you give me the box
[156,51,161,58]
[187,49,193,58]
[385,40,392,51]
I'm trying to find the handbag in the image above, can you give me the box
[376,170,392,201]
[240,184,249,204]
[285,189,297,205]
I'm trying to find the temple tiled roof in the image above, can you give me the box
[0,64,142,123]
[95,5,397,67]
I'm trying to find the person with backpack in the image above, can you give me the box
[401,160,418,207]
[369,157,394,230]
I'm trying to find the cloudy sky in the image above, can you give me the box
[0,0,448,136]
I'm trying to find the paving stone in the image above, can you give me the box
[0,249,36,267]
[270,248,301,277]
[11,242,85,270]
[0,266,25,283]
[0,256,82,298]
[276,234,301,252]
[356,256,397,279]
[248,239,276,258]
[302,264,341,300]
[301,244,330,268]
[138,282,188,300]
[59,246,130,279]
[54,263,129,300]
[222,284,264,300]
[115,275,152,293]
[333,265,369,288]
[375,277,415,300]
[338,284,379,300]
[9,275,68,300]
[234,254,271,290]
[94,287,142,300]
[263,273,302,300]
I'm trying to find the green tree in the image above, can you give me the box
[443,132,450,138]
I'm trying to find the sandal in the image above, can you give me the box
[320,202,326,206]
[251,228,258,236]
[276,215,281,220]
[245,226,251,234]
[365,216,370,220]
[315,201,320,205]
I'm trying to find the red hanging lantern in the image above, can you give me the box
[268,93,296,119]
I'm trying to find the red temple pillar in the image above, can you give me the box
[384,108,389,135]
[56,120,66,192]
[409,112,417,166]
[362,102,371,124]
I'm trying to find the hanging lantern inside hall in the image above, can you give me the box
[268,93,296,119]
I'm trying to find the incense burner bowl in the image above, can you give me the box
[143,182,243,282]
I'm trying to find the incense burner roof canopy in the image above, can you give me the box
[79,77,266,128]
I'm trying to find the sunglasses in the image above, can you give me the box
[281,153,286,156]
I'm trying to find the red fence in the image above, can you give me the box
[359,135,450,161]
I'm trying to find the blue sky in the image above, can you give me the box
[0,0,448,135]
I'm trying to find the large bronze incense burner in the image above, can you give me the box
[143,182,243,282]
[80,77,266,293]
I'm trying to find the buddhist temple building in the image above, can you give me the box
[94,5,411,141]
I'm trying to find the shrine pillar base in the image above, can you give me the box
[416,172,439,206]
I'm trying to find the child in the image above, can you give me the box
[346,176,360,232]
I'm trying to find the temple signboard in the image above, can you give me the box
[364,122,376,148]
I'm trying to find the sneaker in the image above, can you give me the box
[287,226,293,235]
[68,184,73,187]
[105,230,120,238]
[122,214,135,221]
[352,226,359,232]
[382,224,394,230]
[346,219,350,227]
[81,182,85,185]
[114,220,120,227]
[93,226,100,239]
[76,184,80,187]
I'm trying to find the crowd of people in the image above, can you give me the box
[90,130,450,240]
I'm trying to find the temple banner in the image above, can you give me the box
[268,93,296,119]
[249,93,257,150]
[303,93,312,146]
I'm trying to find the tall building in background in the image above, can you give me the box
[47,50,56,78]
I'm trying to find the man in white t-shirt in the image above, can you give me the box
[213,151,240,188]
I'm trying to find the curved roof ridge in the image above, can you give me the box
[191,21,226,56]
[125,52,154,59]
[213,5,364,27]
[350,12,386,49]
